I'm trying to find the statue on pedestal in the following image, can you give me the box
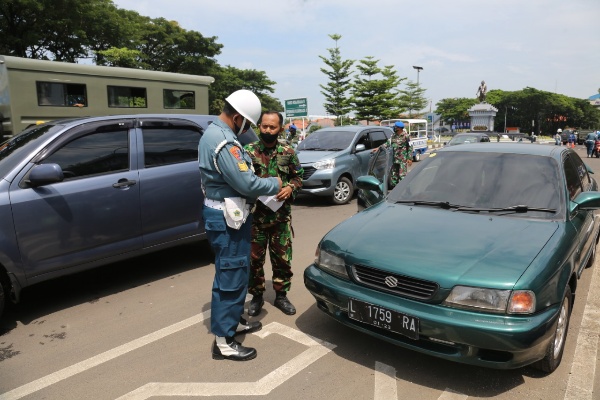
[476,80,487,103]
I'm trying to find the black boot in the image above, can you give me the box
[235,317,262,336]
[247,295,264,317]
[274,292,296,315]
[212,336,257,361]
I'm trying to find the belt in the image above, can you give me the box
[204,198,254,212]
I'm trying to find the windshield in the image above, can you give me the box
[0,124,63,179]
[387,151,563,219]
[448,135,482,145]
[296,130,356,151]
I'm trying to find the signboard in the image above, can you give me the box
[285,98,308,118]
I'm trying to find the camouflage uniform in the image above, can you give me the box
[389,131,413,187]
[244,141,303,296]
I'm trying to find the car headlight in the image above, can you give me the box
[444,286,536,314]
[313,158,335,170]
[315,246,348,278]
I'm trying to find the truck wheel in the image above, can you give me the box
[332,177,353,205]
[414,152,421,162]
[534,286,571,373]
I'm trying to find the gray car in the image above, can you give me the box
[296,125,392,204]
[0,114,257,318]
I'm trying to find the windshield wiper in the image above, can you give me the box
[456,205,557,213]
[325,147,344,151]
[299,147,321,151]
[395,200,463,210]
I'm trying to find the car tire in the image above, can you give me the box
[534,285,572,373]
[414,152,421,162]
[332,176,353,205]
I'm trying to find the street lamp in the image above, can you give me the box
[413,66,423,86]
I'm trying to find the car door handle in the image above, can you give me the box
[112,178,137,189]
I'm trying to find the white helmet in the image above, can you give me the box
[225,89,261,125]
[557,128,562,133]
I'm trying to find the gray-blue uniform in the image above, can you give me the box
[198,119,280,338]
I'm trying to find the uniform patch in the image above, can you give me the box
[229,146,243,160]
[238,162,249,172]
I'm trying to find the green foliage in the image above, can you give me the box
[398,80,427,117]
[436,88,600,133]
[319,34,354,118]
[350,56,404,122]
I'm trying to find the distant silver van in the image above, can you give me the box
[296,125,392,204]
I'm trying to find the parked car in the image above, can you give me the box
[305,143,600,373]
[0,114,258,318]
[295,125,392,204]
[577,131,593,145]
[444,132,490,146]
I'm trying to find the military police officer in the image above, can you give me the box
[198,90,282,361]
[389,121,413,188]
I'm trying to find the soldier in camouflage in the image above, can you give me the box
[244,111,304,316]
[389,121,413,188]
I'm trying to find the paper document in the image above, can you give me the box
[258,195,284,212]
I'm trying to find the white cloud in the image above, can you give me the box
[113,0,600,115]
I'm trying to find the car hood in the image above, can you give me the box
[297,150,343,164]
[321,203,559,289]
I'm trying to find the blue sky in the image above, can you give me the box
[113,0,600,117]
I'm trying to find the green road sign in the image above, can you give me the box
[285,98,308,117]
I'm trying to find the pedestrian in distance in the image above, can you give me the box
[555,129,562,146]
[585,131,598,157]
[388,121,414,188]
[244,111,303,317]
[198,90,283,362]
[287,123,297,145]
[568,131,576,148]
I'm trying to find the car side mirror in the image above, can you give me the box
[355,144,366,152]
[357,175,383,192]
[27,163,64,187]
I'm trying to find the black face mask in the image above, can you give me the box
[260,132,279,144]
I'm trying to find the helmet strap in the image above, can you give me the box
[234,116,247,136]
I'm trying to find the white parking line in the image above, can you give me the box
[564,258,600,400]
[0,311,211,400]
[438,389,468,400]
[374,362,397,400]
[116,322,335,399]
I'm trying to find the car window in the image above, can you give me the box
[568,152,592,190]
[369,130,388,148]
[296,130,355,151]
[42,127,129,180]
[564,155,585,199]
[389,152,562,218]
[142,126,201,167]
[369,147,389,181]
[356,132,372,149]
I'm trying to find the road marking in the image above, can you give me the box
[374,362,397,399]
[115,322,335,399]
[564,256,600,400]
[439,389,468,400]
[0,311,211,400]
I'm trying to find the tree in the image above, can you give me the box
[208,65,281,115]
[319,34,354,119]
[350,56,404,123]
[434,97,477,125]
[399,80,427,117]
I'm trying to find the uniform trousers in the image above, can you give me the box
[249,220,293,296]
[203,206,253,338]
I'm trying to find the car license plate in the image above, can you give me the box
[348,298,419,340]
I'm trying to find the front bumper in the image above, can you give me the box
[304,264,560,370]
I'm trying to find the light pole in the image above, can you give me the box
[413,66,423,87]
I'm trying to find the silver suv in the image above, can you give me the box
[296,125,392,204]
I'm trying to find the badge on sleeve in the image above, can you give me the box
[238,162,249,172]
[229,146,242,160]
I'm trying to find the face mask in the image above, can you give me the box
[233,116,250,136]
[260,132,279,144]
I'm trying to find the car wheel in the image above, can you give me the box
[414,152,421,162]
[332,177,354,205]
[534,286,572,373]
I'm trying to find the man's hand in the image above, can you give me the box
[276,185,293,202]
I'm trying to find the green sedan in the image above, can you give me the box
[304,143,600,373]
